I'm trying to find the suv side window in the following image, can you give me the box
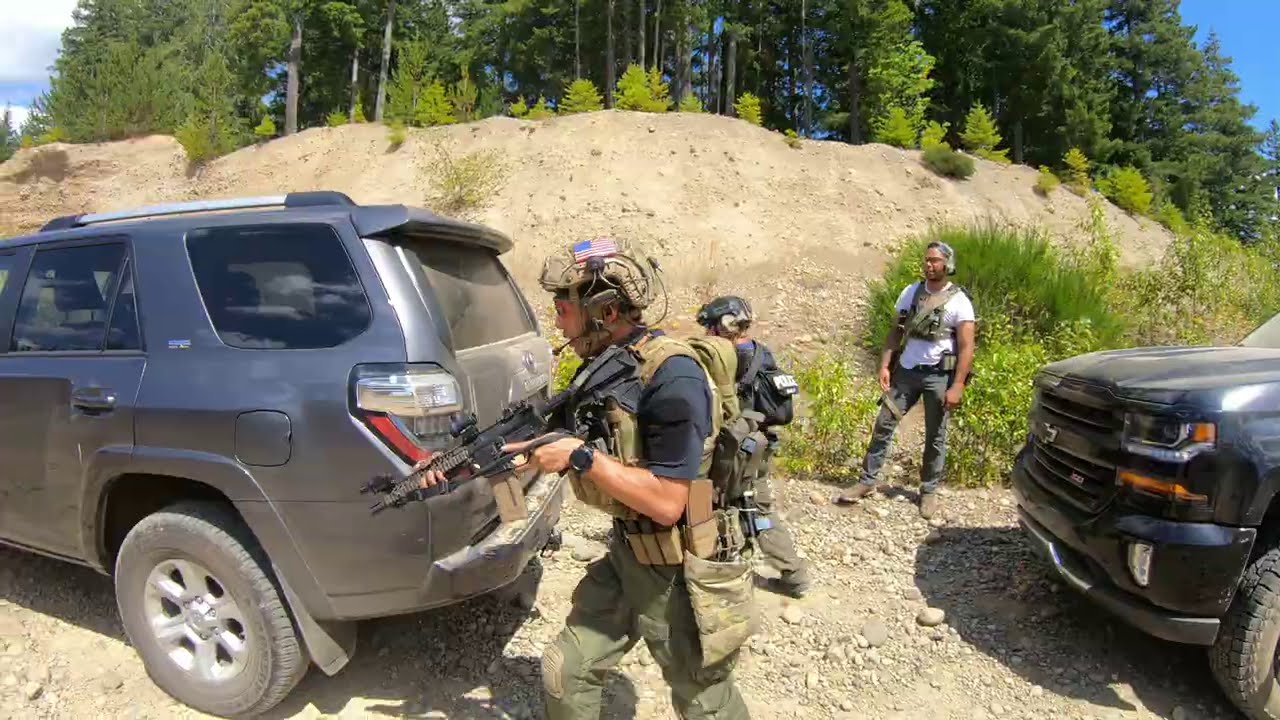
[0,253,13,294]
[187,223,372,350]
[11,242,129,353]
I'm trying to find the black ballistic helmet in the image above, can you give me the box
[697,295,753,333]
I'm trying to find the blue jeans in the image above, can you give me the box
[859,364,951,494]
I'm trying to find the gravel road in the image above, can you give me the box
[0,472,1241,720]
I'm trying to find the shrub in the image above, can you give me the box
[615,64,669,112]
[920,120,948,150]
[561,79,604,114]
[386,120,407,148]
[510,97,530,118]
[1034,166,1059,196]
[784,129,801,149]
[326,111,348,127]
[775,353,882,481]
[1063,147,1090,194]
[734,92,763,126]
[528,95,553,120]
[425,142,506,217]
[864,221,1124,352]
[1097,165,1153,216]
[253,115,276,140]
[960,103,1010,163]
[873,106,917,149]
[417,81,456,126]
[678,93,705,113]
[922,144,975,179]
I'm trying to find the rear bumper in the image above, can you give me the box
[1012,446,1255,646]
[328,469,566,619]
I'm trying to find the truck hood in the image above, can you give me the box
[1041,345,1280,407]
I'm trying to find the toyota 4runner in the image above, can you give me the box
[0,191,563,717]
[1013,313,1280,719]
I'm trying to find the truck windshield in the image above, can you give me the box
[1240,312,1280,348]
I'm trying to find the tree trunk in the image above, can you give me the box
[286,15,302,135]
[606,0,616,107]
[1013,119,1024,165]
[349,49,360,121]
[802,0,812,136]
[375,0,395,121]
[575,0,581,78]
[638,0,645,70]
[848,59,862,144]
[725,33,737,115]
[652,0,661,70]
[706,23,717,112]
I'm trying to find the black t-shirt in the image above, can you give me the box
[637,354,713,480]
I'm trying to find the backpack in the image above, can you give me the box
[736,342,798,427]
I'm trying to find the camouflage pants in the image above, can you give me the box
[752,460,810,587]
[541,532,751,720]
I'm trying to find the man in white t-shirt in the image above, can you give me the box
[834,241,975,518]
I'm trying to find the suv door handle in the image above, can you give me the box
[72,388,117,413]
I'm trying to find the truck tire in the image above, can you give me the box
[113,500,308,718]
[1210,546,1280,720]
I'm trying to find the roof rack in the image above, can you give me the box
[39,191,357,232]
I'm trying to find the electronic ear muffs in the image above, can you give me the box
[720,314,737,332]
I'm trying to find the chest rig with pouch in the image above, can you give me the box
[895,281,967,375]
[566,332,770,565]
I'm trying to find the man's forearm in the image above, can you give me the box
[881,327,903,369]
[581,451,690,526]
[952,331,974,388]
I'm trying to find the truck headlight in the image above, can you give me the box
[1122,413,1216,463]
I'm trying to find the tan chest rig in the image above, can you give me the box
[565,333,733,565]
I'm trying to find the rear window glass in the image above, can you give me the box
[187,224,372,349]
[402,239,534,350]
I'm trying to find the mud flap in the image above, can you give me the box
[274,563,358,676]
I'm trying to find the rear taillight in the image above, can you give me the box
[351,364,464,463]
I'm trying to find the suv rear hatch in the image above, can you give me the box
[350,208,554,552]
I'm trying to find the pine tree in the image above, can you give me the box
[735,92,762,126]
[416,81,456,126]
[961,102,1009,163]
[561,78,604,114]
[873,106,916,148]
[0,106,15,162]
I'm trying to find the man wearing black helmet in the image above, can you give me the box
[834,241,975,519]
[697,295,810,598]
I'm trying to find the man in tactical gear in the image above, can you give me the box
[833,241,975,519]
[418,237,754,720]
[696,295,810,598]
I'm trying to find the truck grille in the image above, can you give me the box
[1030,437,1115,512]
[1038,390,1121,434]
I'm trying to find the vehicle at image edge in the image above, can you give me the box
[1012,311,1280,719]
[0,191,564,718]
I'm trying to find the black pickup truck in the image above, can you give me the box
[1012,313,1280,720]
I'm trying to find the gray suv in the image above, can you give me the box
[0,191,564,717]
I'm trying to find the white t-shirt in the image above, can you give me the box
[893,281,976,369]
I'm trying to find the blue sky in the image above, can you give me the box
[2,0,1276,134]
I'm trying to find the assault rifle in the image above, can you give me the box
[359,342,641,515]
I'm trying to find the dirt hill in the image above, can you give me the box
[0,110,1172,347]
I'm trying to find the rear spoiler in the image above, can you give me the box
[351,206,514,255]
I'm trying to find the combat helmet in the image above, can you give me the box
[697,295,754,335]
[538,236,661,313]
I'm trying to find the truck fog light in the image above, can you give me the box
[1127,541,1154,587]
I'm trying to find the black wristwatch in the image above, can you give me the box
[569,443,595,473]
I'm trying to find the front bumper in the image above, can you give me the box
[1012,448,1255,646]
[328,469,567,619]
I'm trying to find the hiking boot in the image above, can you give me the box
[833,483,876,505]
[919,492,940,519]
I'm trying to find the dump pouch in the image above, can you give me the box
[682,549,759,668]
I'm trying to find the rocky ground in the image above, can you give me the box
[0,464,1241,720]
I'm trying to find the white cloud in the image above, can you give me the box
[0,0,79,84]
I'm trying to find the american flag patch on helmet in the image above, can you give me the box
[572,237,618,264]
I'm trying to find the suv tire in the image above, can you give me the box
[1210,546,1280,720]
[113,500,307,718]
